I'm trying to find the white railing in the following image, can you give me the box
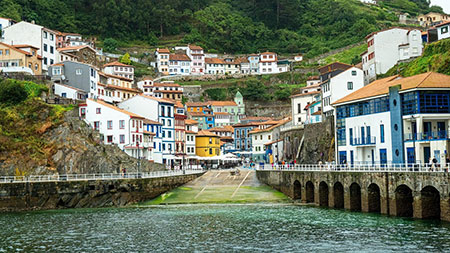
[0,169,205,184]
[257,163,450,173]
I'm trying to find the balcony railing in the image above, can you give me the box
[404,131,449,141]
[351,136,376,146]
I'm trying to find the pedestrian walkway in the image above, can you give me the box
[143,169,288,205]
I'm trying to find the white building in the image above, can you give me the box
[186,44,205,75]
[259,52,278,74]
[137,78,154,95]
[333,72,450,166]
[2,21,58,72]
[54,83,87,100]
[205,58,225,75]
[118,95,176,165]
[168,54,191,75]
[294,54,303,62]
[103,61,135,81]
[361,27,423,84]
[155,48,170,75]
[291,92,321,126]
[436,21,450,41]
[185,119,199,157]
[0,17,15,32]
[238,57,250,74]
[214,112,231,127]
[79,99,145,159]
[321,67,364,117]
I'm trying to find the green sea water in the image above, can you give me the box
[1,204,449,252]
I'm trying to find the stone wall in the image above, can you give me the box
[246,101,291,118]
[257,170,450,221]
[281,117,335,163]
[0,173,203,212]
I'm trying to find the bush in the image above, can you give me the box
[103,38,118,52]
[0,79,28,105]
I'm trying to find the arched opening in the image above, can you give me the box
[293,180,301,200]
[319,181,329,207]
[421,186,440,220]
[350,183,361,211]
[333,182,344,209]
[367,183,381,213]
[395,184,413,217]
[305,181,315,203]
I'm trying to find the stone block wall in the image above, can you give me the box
[0,173,203,212]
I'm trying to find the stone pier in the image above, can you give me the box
[257,170,450,221]
[0,173,203,212]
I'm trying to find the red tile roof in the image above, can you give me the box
[189,44,203,50]
[103,61,133,68]
[169,54,191,61]
[157,48,170,53]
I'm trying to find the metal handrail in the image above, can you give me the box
[0,169,205,184]
[257,163,450,173]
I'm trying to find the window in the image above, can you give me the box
[119,120,125,129]
[43,31,48,39]
[347,82,353,90]
[76,69,82,75]
[50,46,54,54]
[209,148,213,155]
[50,33,54,40]
[107,120,113,130]
[44,44,48,52]
[297,103,301,114]
[168,131,171,138]
[5,49,9,55]
[380,124,385,143]
[107,135,113,143]
[52,67,61,75]
[96,108,101,114]
[352,70,357,76]
[94,121,100,130]
[442,26,449,34]
[120,135,125,144]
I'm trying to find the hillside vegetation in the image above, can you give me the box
[0,0,437,57]
[383,39,450,77]
[0,79,161,176]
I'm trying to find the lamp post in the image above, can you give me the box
[136,141,141,176]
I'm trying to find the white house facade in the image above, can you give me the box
[322,67,364,117]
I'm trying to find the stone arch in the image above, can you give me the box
[421,186,440,220]
[367,183,381,213]
[319,181,329,207]
[395,184,413,217]
[350,183,362,211]
[305,181,315,203]
[333,181,344,209]
[293,180,301,200]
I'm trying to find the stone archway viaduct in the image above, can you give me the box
[257,170,450,221]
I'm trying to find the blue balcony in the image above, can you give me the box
[352,136,376,146]
[404,131,450,142]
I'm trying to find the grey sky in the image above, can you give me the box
[430,0,450,13]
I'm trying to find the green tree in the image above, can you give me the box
[0,80,28,105]
[103,38,118,52]
[119,53,131,65]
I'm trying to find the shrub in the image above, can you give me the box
[0,79,28,105]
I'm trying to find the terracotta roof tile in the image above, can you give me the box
[157,48,170,53]
[205,58,225,64]
[290,91,321,98]
[169,54,191,61]
[189,45,203,50]
[334,72,450,105]
[103,61,133,68]
[197,130,218,137]
[208,101,237,107]
[185,119,199,125]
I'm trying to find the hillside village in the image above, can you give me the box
[1,2,450,169]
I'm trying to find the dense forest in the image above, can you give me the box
[0,0,442,56]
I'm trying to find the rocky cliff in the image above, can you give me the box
[0,99,163,176]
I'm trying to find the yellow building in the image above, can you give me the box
[195,130,220,157]
[417,12,450,27]
[0,43,42,75]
